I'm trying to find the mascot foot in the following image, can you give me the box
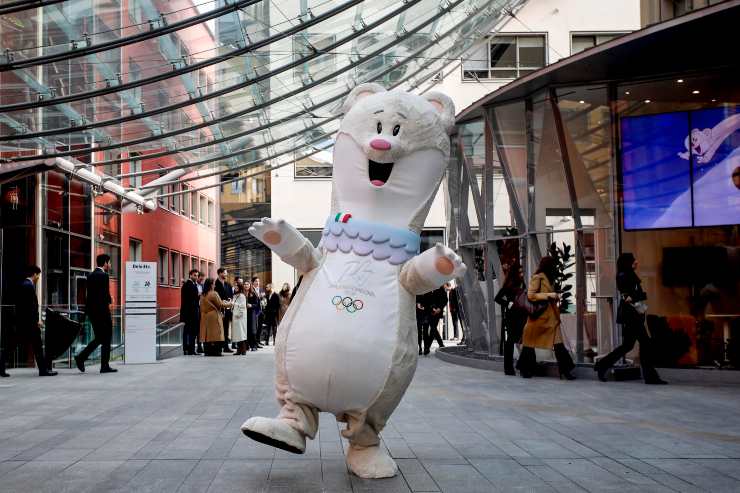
[346,444,398,478]
[240,417,306,454]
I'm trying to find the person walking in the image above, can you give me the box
[446,283,464,342]
[416,294,429,355]
[200,278,232,356]
[15,265,56,377]
[494,262,528,376]
[247,279,262,351]
[425,285,447,353]
[231,279,249,355]
[594,253,667,385]
[215,268,234,353]
[262,284,280,345]
[517,256,576,380]
[75,254,117,374]
[278,283,291,324]
[180,269,200,355]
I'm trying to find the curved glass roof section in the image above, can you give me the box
[0,0,525,195]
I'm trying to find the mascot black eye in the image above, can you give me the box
[392,124,400,136]
[376,122,382,134]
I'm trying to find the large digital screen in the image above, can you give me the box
[620,105,740,230]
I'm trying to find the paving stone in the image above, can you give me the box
[2,351,740,492]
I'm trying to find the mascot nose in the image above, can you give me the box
[370,138,391,151]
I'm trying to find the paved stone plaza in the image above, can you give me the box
[1,351,740,493]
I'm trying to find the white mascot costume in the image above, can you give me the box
[241,83,466,479]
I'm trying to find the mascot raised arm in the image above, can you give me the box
[241,83,466,479]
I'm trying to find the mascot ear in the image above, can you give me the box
[424,92,456,134]
[342,83,386,113]
[702,128,712,141]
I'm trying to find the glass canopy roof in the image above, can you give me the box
[0,0,524,196]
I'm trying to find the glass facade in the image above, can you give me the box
[452,67,740,369]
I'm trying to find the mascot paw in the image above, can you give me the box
[249,218,304,257]
[241,417,306,454]
[346,444,398,479]
[432,243,466,277]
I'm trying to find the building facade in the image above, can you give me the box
[267,0,642,287]
[0,0,220,367]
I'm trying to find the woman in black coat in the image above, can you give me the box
[494,262,528,376]
[594,253,667,384]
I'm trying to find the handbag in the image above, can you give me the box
[514,290,548,320]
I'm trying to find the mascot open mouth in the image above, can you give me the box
[368,159,394,187]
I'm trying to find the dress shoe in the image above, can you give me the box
[645,378,668,385]
[196,346,203,354]
[257,344,264,349]
[39,370,58,376]
[559,371,576,381]
[74,355,85,373]
[593,362,608,382]
[418,349,423,355]
[251,348,258,352]
[0,371,9,377]
[223,347,233,353]
[100,367,118,374]
[520,373,532,378]
[504,369,516,376]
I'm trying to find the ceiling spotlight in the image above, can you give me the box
[644,99,651,103]
[692,90,700,94]
[677,79,684,83]
[711,99,717,102]
[579,100,585,104]
[625,91,630,95]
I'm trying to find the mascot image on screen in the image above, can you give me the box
[242,83,466,478]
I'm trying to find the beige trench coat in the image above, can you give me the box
[521,273,563,349]
[199,291,226,343]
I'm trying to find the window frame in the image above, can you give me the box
[157,247,169,286]
[128,237,142,262]
[569,31,630,55]
[461,33,548,82]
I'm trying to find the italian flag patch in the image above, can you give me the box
[334,213,352,223]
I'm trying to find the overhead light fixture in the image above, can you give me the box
[625,91,630,95]
[692,90,700,94]
[579,100,585,104]
[677,79,684,83]
[644,99,651,103]
[711,99,717,102]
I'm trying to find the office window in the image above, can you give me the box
[181,184,189,216]
[168,186,176,212]
[207,200,214,228]
[199,196,207,224]
[157,247,168,285]
[462,35,545,80]
[173,190,180,215]
[158,187,166,208]
[191,190,198,221]
[130,159,142,188]
[129,238,142,261]
[191,256,198,274]
[181,255,189,282]
[571,33,627,54]
[200,259,207,277]
[170,251,180,285]
[208,261,215,278]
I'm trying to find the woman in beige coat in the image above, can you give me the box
[517,256,576,380]
[200,278,232,357]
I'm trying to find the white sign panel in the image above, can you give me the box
[124,262,157,364]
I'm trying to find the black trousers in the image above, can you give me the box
[222,313,231,349]
[596,320,660,382]
[263,315,277,344]
[247,312,258,350]
[517,343,574,377]
[426,316,444,351]
[503,325,523,374]
[182,320,198,354]
[78,314,112,368]
[18,325,50,373]
[451,312,463,339]
[416,314,427,353]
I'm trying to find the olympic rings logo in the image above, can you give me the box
[332,295,364,313]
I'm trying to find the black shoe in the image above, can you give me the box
[256,344,264,349]
[504,369,516,376]
[74,355,85,373]
[223,347,233,353]
[100,367,118,374]
[419,349,423,355]
[560,371,576,381]
[0,372,9,377]
[39,370,58,376]
[645,378,668,385]
[231,343,237,349]
[251,348,257,352]
[593,363,608,382]
[520,373,532,379]
[196,346,203,354]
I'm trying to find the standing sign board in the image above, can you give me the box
[124,262,157,363]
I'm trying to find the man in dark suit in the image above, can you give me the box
[215,267,234,353]
[262,283,280,345]
[75,254,117,373]
[180,269,200,355]
[416,294,429,355]
[15,265,56,376]
[424,285,447,354]
[446,282,464,342]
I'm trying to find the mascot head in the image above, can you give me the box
[686,128,713,157]
[331,83,455,231]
